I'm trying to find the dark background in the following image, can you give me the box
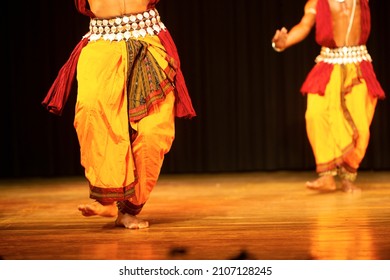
[2,0,389,179]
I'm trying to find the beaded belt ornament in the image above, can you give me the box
[315,45,372,64]
[88,9,166,42]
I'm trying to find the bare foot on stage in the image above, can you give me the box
[306,175,337,192]
[78,201,118,217]
[115,212,149,229]
[341,179,361,193]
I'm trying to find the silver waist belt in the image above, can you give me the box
[87,8,166,42]
[315,45,372,64]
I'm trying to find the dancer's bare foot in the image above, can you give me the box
[306,175,337,192]
[78,201,118,217]
[341,179,361,193]
[115,212,149,229]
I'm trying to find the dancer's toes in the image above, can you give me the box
[306,175,337,192]
[77,201,117,217]
[78,204,95,216]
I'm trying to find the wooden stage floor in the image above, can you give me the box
[1,171,390,260]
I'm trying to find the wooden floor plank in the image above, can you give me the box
[1,171,390,260]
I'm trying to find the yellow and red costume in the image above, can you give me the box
[300,0,384,181]
[42,0,196,215]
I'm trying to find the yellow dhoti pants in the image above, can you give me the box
[305,64,377,176]
[74,36,175,214]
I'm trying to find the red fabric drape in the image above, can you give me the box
[360,61,386,98]
[41,38,89,115]
[74,0,94,17]
[158,30,196,118]
[315,0,336,47]
[41,0,92,115]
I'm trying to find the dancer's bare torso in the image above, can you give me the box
[88,0,150,18]
[326,0,362,46]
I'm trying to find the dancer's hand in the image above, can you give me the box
[272,27,288,52]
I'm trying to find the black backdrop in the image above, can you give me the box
[2,0,389,178]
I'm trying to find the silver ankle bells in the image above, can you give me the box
[87,9,166,42]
